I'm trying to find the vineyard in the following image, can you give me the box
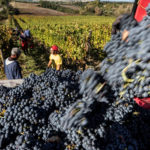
[0,23,49,79]
[0,11,150,149]
[0,24,16,79]
[15,15,114,62]
[0,15,114,79]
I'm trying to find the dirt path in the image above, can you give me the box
[10,2,68,16]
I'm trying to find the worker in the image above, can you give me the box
[111,14,138,41]
[4,48,22,79]
[24,29,31,39]
[20,30,28,54]
[47,45,62,70]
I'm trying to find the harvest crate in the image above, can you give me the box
[0,79,24,87]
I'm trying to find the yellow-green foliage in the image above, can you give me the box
[0,25,13,79]
[0,25,12,55]
[15,15,115,61]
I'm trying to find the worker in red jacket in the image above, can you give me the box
[20,30,28,55]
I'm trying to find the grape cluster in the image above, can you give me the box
[0,69,81,150]
[0,5,150,150]
[0,68,150,150]
[100,4,150,100]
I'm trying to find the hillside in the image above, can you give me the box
[11,1,134,16]
[10,2,68,16]
[39,1,133,16]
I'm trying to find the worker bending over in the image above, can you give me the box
[4,48,22,79]
[48,45,62,70]
[20,30,28,55]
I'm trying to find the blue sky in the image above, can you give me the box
[100,0,134,2]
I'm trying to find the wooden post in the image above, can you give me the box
[85,30,92,53]
[0,49,4,65]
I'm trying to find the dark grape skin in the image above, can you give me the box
[1,5,150,150]
[0,69,81,150]
[0,68,141,150]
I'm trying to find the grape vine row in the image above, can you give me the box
[0,6,150,150]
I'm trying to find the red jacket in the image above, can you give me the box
[135,0,150,22]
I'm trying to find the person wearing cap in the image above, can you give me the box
[47,45,62,70]
[4,48,22,79]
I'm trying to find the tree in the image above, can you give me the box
[0,0,10,6]
[0,0,11,15]
[95,0,100,6]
